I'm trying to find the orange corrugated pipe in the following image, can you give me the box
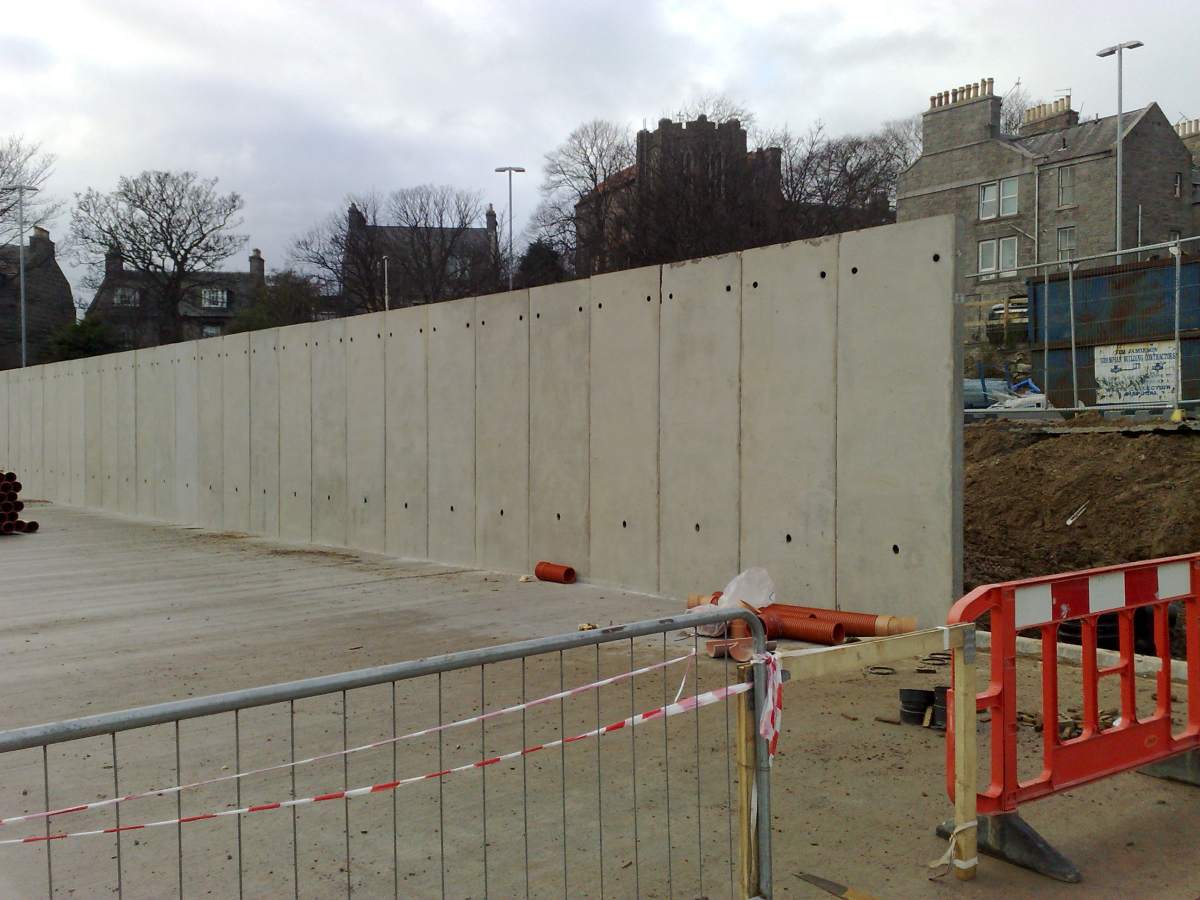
[766,604,916,637]
[756,606,845,644]
[534,561,576,584]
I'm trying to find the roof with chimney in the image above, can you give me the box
[1011,105,1154,162]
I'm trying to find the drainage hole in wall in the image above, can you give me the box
[785,533,792,543]
[622,519,627,528]
[450,505,455,512]
[363,497,368,504]
[500,509,504,517]
[752,281,758,289]
[597,302,603,309]
[404,501,408,509]
[293,491,297,497]
[646,295,652,302]
[481,320,486,326]
[725,284,731,292]
[892,544,900,555]
[851,266,859,274]
[932,253,940,262]
[536,313,540,319]
[668,293,673,299]
[694,522,701,532]
[263,488,267,495]
[519,314,524,321]
[465,321,470,328]
[327,495,331,501]
[556,512,561,521]
[578,306,583,312]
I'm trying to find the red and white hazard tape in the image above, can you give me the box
[0,651,695,829]
[0,681,750,847]
[756,653,783,762]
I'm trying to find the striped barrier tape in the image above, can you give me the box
[0,651,696,829]
[0,680,751,846]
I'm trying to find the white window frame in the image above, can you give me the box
[978,239,998,279]
[113,287,139,307]
[1058,165,1075,207]
[201,287,229,309]
[978,182,999,220]
[1057,226,1076,262]
[200,324,222,339]
[999,236,1018,275]
[999,177,1018,216]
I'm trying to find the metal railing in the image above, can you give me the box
[0,608,772,898]
[964,234,1200,415]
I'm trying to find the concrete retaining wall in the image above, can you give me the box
[0,218,962,623]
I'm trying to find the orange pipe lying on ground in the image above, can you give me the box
[764,604,917,637]
[756,606,845,644]
[534,561,576,584]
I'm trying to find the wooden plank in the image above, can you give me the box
[952,641,978,880]
[777,626,970,681]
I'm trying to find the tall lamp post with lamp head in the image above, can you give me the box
[1097,39,1143,263]
[0,183,40,367]
[494,166,525,290]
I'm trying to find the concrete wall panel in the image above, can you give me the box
[311,319,348,546]
[384,306,428,559]
[114,351,136,514]
[69,359,86,506]
[249,329,280,537]
[28,370,43,498]
[277,323,312,543]
[588,265,661,592]
[222,333,251,531]
[134,352,156,515]
[346,313,386,552]
[84,357,102,508]
[43,364,60,501]
[195,339,224,529]
[173,343,199,525]
[835,216,961,624]
[0,370,8,470]
[739,239,839,603]
[475,290,530,573]
[659,254,742,599]
[530,280,590,578]
[151,345,177,521]
[426,297,475,566]
[100,355,119,510]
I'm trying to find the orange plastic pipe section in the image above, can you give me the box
[756,606,845,644]
[534,561,576,584]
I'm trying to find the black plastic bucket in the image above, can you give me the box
[899,688,934,725]
[932,684,949,729]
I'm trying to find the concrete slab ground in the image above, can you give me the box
[2,505,1199,898]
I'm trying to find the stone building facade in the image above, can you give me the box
[84,248,267,349]
[0,227,75,369]
[897,78,1196,347]
[1176,118,1200,233]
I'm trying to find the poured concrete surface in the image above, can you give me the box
[3,506,1199,898]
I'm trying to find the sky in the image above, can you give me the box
[2,0,1193,300]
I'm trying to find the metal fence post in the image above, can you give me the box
[751,631,773,898]
[735,663,756,898]
[1042,271,1050,401]
[1174,239,1183,408]
[1068,264,1079,409]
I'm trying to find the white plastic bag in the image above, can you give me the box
[690,567,776,636]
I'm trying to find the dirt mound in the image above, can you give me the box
[964,421,1200,588]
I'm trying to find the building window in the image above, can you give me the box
[1057,226,1076,261]
[979,178,1018,220]
[113,287,139,307]
[201,324,222,339]
[978,239,997,279]
[201,287,229,309]
[1058,166,1075,207]
[979,182,999,220]
[999,177,1018,216]
[1174,173,1183,199]
[979,237,1018,280]
[999,236,1018,274]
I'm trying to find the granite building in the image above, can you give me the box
[897,78,1196,344]
[0,227,75,369]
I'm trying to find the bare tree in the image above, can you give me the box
[70,171,245,343]
[670,93,757,129]
[877,114,924,175]
[530,119,634,273]
[386,184,493,305]
[0,136,62,245]
[1000,83,1043,135]
[290,192,388,314]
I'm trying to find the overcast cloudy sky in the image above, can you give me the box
[2,0,1193,297]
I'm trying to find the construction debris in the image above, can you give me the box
[0,471,35,535]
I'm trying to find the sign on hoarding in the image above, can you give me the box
[1094,340,1178,404]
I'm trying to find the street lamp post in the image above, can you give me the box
[1,184,40,367]
[1097,40,1143,263]
[381,255,389,311]
[494,166,525,291]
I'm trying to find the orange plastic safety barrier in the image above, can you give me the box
[946,553,1200,815]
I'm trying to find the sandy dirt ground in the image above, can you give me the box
[2,505,1199,898]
